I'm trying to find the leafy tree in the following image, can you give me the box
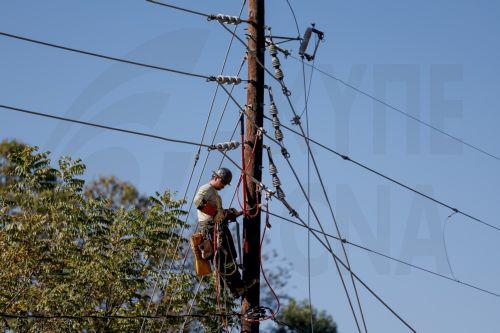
[271,299,338,333]
[0,140,232,332]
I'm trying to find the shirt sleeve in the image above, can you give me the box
[194,185,209,209]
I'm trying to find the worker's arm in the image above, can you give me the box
[194,186,218,217]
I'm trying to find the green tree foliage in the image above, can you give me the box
[271,299,338,333]
[0,140,232,332]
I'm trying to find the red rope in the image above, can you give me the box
[245,198,281,323]
[239,134,261,217]
[241,117,247,213]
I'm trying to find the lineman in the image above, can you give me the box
[193,167,246,298]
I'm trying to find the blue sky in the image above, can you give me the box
[1,1,499,332]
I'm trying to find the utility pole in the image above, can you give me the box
[241,0,264,332]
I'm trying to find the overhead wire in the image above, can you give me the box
[0,311,306,332]
[443,210,459,281]
[285,2,315,330]
[141,38,245,332]
[145,0,212,18]
[0,104,215,149]
[140,2,248,329]
[216,25,416,331]
[289,54,500,162]
[155,2,249,329]
[145,0,251,24]
[0,103,264,196]
[0,311,239,321]
[157,89,245,332]
[0,5,250,329]
[266,29,369,332]
[219,82,366,329]
[268,118,500,233]
[0,31,210,80]
[0,23,439,333]
[0,99,273,332]
[265,205,416,332]
[220,23,500,235]
[265,209,500,299]
[2,2,489,331]
[220,83,364,332]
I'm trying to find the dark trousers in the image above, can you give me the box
[201,222,244,294]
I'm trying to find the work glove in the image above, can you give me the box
[224,208,243,222]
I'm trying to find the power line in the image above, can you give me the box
[270,198,416,332]
[219,30,413,330]
[0,99,270,205]
[0,311,239,321]
[153,8,249,333]
[268,117,500,233]
[145,0,251,24]
[0,31,211,80]
[145,0,212,18]
[2,25,494,237]
[218,73,413,331]
[263,30,369,332]
[290,55,500,162]
[285,3,316,330]
[218,23,500,235]
[139,1,247,326]
[219,82,371,333]
[284,0,300,39]
[264,209,500,299]
[273,318,305,333]
[0,104,214,149]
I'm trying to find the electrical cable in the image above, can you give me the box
[145,0,251,23]
[266,203,416,332]
[4,25,492,236]
[223,88,364,332]
[284,0,300,40]
[220,31,369,333]
[0,29,414,333]
[273,318,305,333]
[140,2,248,327]
[289,9,316,331]
[220,28,500,331]
[268,118,500,233]
[267,33,369,332]
[0,3,472,331]
[0,104,214,149]
[264,209,500,299]
[225,82,410,331]
[5,87,484,310]
[145,0,212,18]
[443,210,459,281]
[221,24,500,236]
[290,55,500,162]
[0,31,210,80]
[0,311,239,321]
[155,2,249,324]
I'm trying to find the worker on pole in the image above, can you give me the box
[192,167,251,298]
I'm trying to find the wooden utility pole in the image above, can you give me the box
[241,0,264,332]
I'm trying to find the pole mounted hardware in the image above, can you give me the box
[298,24,324,61]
